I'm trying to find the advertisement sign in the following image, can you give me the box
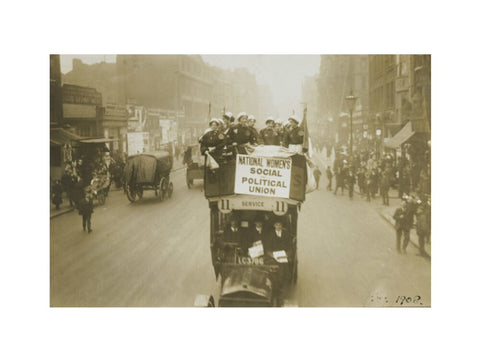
[234,154,292,198]
[127,132,149,155]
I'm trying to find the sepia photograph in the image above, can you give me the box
[5,0,480,360]
[50,54,431,307]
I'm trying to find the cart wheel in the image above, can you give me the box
[186,173,192,188]
[158,179,166,201]
[126,185,137,203]
[167,182,173,198]
[208,296,215,307]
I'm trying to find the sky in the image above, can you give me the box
[60,54,321,117]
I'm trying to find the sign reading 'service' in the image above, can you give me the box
[234,154,292,198]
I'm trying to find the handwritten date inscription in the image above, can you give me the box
[370,295,423,306]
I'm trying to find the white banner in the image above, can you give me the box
[234,154,291,198]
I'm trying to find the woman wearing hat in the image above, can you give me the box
[247,115,259,144]
[260,117,281,145]
[225,112,256,153]
[283,116,304,151]
[199,118,226,158]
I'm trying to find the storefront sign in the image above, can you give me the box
[234,155,292,198]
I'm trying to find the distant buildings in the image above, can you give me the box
[310,54,430,153]
[314,55,369,147]
[63,55,271,138]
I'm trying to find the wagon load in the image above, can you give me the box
[124,152,172,185]
[123,151,174,202]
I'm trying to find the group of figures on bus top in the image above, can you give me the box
[199,111,307,158]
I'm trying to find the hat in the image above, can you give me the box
[288,115,299,124]
[225,111,233,118]
[209,118,220,126]
[237,112,247,120]
[265,117,275,125]
[248,115,256,121]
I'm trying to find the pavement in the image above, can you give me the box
[50,158,186,219]
[311,150,431,260]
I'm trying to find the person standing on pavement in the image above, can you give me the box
[326,166,333,191]
[52,180,63,210]
[345,168,356,200]
[393,200,409,254]
[357,166,365,195]
[61,167,75,207]
[313,167,322,190]
[415,201,429,257]
[379,169,391,206]
[334,161,347,195]
[78,192,94,233]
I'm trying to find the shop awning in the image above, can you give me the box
[79,138,118,144]
[50,127,84,144]
[384,121,415,148]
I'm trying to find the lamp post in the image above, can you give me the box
[345,90,358,157]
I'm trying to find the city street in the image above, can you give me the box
[50,165,430,307]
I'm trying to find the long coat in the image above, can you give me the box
[259,127,281,145]
[78,198,93,216]
[283,126,304,147]
[416,206,429,237]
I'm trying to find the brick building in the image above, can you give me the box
[370,55,431,151]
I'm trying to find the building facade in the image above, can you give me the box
[62,83,103,138]
[316,55,369,148]
[369,54,431,146]
[63,55,264,135]
[103,103,128,154]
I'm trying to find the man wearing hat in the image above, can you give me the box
[199,118,226,158]
[249,217,270,246]
[264,220,291,260]
[283,115,305,150]
[260,117,281,145]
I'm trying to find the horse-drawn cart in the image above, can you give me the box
[123,151,174,202]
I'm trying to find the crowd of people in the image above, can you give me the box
[199,111,308,160]
[50,149,129,233]
[325,145,431,257]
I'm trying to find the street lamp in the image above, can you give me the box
[345,90,358,156]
